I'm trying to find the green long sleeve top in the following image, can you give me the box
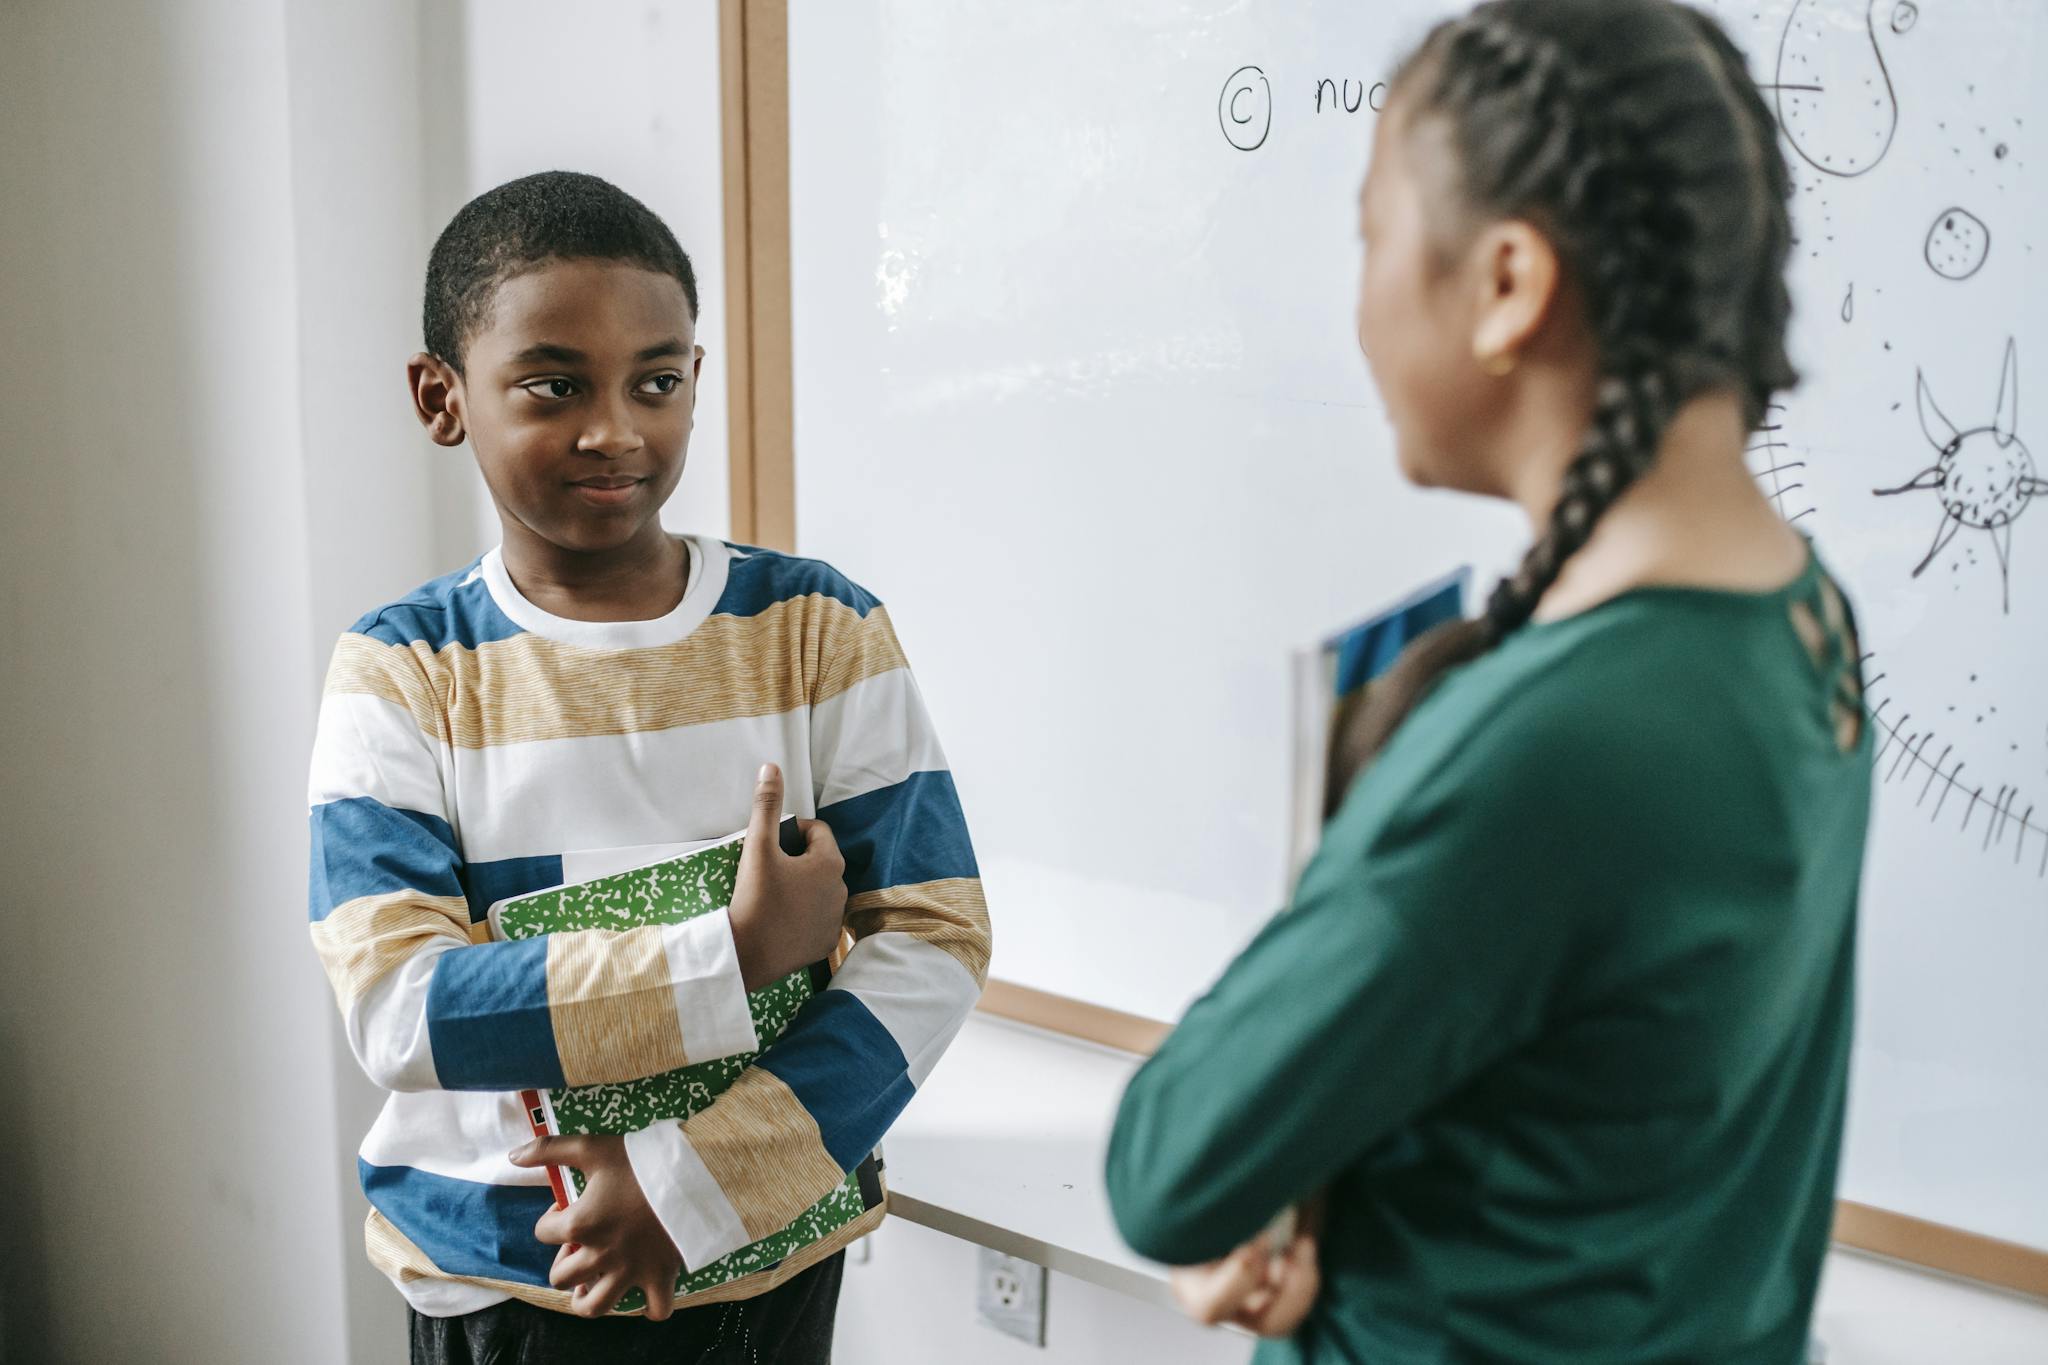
[1107,554,1872,1365]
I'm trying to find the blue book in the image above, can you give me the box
[1286,567,1470,888]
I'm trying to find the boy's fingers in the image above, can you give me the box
[642,1269,677,1322]
[572,1272,627,1320]
[509,1134,585,1169]
[547,1243,602,1290]
[535,1189,592,1248]
[799,817,840,858]
[748,763,785,850]
[535,1203,573,1247]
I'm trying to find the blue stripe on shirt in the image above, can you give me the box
[462,854,566,926]
[358,1159,556,1285]
[715,545,880,620]
[819,770,979,896]
[309,796,464,919]
[425,937,566,1090]
[754,989,914,1172]
[347,561,525,652]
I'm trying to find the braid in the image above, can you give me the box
[1331,0,1792,799]
[1681,9,1800,426]
[1434,13,1696,639]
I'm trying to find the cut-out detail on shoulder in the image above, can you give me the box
[1791,573,1865,753]
[1788,597,1827,665]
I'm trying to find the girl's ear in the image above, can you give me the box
[1468,220,1561,373]
[408,352,468,447]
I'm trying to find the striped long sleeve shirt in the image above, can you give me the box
[306,536,989,1316]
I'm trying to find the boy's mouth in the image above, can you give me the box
[568,474,646,506]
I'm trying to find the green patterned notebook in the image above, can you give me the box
[488,821,883,1310]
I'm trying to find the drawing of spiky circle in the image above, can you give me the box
[1873,337,2045,614]
[1932,427,2036,531]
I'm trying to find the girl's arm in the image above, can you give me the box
[1105,717,1598,1266]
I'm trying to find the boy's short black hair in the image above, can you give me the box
[423,170,700,372]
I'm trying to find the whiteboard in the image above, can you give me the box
[787,0,2047,1251]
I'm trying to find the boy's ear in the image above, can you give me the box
[408,352,468,447]
[691,344,706,412]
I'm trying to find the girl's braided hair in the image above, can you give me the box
[1329,0,1798,798]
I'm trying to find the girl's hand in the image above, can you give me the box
[510,1134,683,1320]
[1167,1214,1321,1338]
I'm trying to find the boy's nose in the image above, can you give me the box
[575,394,646,458]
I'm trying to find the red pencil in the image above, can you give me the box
[519,1088,572,1210]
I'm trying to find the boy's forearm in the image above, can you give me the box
[320,904,760,1093]
[627,885,989,1268]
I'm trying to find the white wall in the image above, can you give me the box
[0,2,349,1361]
[0,4,730,1360]
[280,2,475,1358]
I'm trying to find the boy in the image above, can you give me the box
[306,171,989,1362]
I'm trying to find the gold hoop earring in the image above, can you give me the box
[1478,349,1518,377]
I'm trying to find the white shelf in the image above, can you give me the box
[881,1012,1175,1309]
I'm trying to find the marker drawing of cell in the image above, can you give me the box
[1924,208,1991,280]
[1773,0,1900,178]
[1873,338,2044,614]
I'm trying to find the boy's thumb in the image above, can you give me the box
[750,763,784,840]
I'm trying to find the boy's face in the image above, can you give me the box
[413,258,703,559]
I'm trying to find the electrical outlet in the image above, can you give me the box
[975,1247,1047,1347]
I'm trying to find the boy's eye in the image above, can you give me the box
[519,377,578,401]
[638,372,685,396]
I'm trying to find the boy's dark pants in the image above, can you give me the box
[409,1253,843,1365]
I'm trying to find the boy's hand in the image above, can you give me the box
[511,1134,683,1320]
[728,762,847,992]
[1167,1207,1321,1338]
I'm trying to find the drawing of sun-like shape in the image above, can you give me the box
[1873,337,2044,614]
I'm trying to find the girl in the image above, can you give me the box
[1105,2,1871,1361]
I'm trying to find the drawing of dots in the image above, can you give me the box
[1924,208,1991,280]
[1217,66,1271,152]
[1774,0,1900,178]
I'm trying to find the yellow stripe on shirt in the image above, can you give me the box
[846,877,992,986]
[545,926,693,1087]
[324,599,908,750]
[683,1067,851,1241]
[311,891,469,1009]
